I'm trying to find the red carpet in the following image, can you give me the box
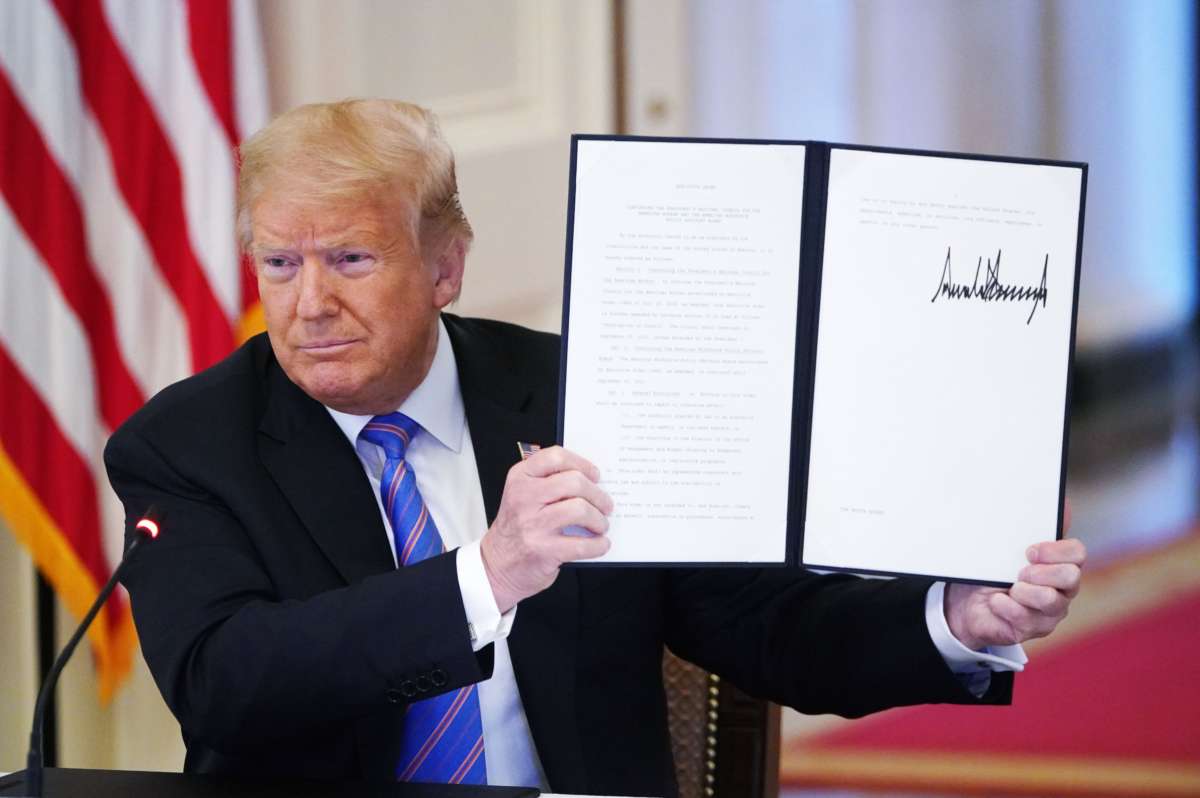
[781,531,1200,796]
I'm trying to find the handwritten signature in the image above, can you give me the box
[930,247,1049,324]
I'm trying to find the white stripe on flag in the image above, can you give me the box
[79,120,194,395]
[0,198,103,462]
[232,0,270,139]
[102,0,241,322]
[0,0,194,398]
[0,0,84,182]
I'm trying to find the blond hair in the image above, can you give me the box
[236,99,472,254]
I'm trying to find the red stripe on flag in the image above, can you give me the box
[50,0,235,371]
[0,71,145,429]
[185,0,237,149]
[0,345,113,602]
[184,0,260,318]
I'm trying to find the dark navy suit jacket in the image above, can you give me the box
[104,314,1010,797]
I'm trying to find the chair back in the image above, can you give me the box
[662,650,780,798]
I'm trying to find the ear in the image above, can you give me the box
[430,236,466,309]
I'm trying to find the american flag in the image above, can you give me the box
[0,0,267,700]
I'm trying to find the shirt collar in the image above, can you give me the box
[325,318,465,454]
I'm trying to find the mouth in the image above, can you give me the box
[298,338,360,355]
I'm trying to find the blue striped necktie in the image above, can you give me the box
[360,412,487,785]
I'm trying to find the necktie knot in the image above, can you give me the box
[360,412,421,461]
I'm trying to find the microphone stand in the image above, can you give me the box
[23,514,159,798]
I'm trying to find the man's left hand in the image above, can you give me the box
[945,501,1085,651]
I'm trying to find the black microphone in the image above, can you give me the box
[22,508,161,798]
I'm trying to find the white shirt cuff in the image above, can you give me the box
[925,581,1027,673]
[456,539,516,652]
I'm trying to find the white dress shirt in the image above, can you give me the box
[326,318,1023,787]
[326,320,547,789]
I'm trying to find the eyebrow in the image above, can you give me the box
[252,230,386,253]
[316,230,385,248]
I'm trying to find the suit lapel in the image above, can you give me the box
[255,320,588,789]
[256,357,394,586]
[446,315,589,793]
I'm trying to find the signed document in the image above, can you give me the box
[561,139,805,563]
[560,137,1085,582]
[803,149,1082,584]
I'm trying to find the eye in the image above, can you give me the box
[334,251,376,273]
[257,254,299,281]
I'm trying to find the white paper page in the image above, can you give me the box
[804,149,1081,584]
[563,139,805,563]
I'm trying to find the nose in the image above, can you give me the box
[295,258,337,320]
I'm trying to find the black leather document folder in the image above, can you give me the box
[559,136,1086,584]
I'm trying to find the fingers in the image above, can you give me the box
[502,446,611,515]
[990,568,1074,645]
[508,447,613,530]
[541,470,615,515]
[540,497,610,538]
[549,531,612,563]
[1018,562,1082,597]
[482,447,615,607]
[1027,537,1086,567]
[1008,580,1069,617]
[988,592,1060,641]
[959,531,1085,647]
[520,445,600,481]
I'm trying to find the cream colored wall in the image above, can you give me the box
[0,523,37,770]
[0,0,613,774]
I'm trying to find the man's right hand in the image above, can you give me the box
[480,446,613,612]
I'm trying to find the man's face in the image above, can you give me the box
[250,189,462,415]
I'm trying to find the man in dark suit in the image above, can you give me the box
[105,99,1084,797]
